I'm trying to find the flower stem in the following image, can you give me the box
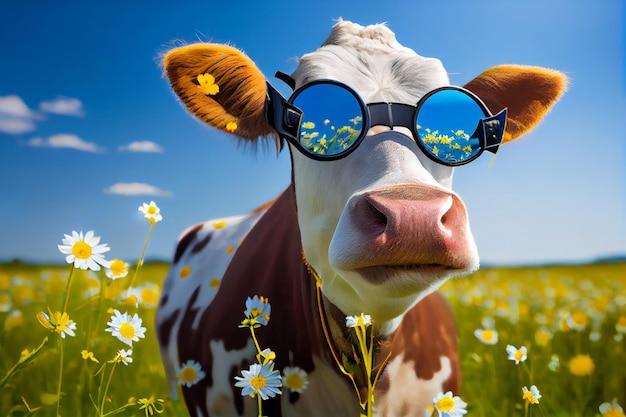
[249,326,262,355]
[56,337,64,417]
[100,361,117,417]
[256,394,263,417]
[128,223,154,289]
[62,265,76,313]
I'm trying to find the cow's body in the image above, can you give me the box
[156,20,566,417]
[158,188,459,416]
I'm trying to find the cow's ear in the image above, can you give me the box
[163,43,275,140]
[463,65,567,143]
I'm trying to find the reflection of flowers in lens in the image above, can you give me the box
[420,126,477,162]
[300,115,362,155]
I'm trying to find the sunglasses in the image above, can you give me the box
[265,72,507,166]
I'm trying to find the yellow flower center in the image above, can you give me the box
[514,350,524,361]
[436,396,456,412]
[523,391,539,404]
[571,311,589,327]
[605,407,626,417]
[481,329,494,342]
[72,241,92,260]
[147,205,157,215]
[110,259,127,276]
[535,330,551,346]
[250,308,263,317]
[119,322,135,339]
[250,374,267,390]
[141,288,159,305]
[285,373,304,391]
[180,366,198,383]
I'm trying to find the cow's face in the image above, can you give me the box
[285,22,480,323]
[163,20,566,327]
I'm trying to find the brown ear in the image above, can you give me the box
[163,43,275,140]
[464,65,567,143]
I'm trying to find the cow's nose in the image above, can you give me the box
[349,184,475,270]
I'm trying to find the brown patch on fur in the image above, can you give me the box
[464,65,568,143]
[164,43,276,140]
[379,291,460,393]
[173,223,203,264]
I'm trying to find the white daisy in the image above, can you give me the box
[234,362,282,400]
[138,201,163,224]
[105,309,146,346]
[282,366,309,394]
[58,230,111,271]
[506,344,528,364]
[177,360,206,387]
[433,391,468,417]
[105,259,129,280]
[346,313,372,328]
[118,349,133,366]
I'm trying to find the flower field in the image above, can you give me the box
[0,242,624,416]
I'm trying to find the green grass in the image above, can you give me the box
[0,261,624,416]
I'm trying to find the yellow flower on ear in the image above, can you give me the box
[225,121,238,133]
[197,73,219,95]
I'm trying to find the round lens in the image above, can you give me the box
[415,89,486,164]
[291,83,364,157]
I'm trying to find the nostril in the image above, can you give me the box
[354,196,388,237]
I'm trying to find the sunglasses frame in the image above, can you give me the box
[265,73,507,166]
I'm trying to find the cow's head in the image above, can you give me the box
[163,20,566,329]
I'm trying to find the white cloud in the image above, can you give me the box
[103,182,173,197]
[39,96,84,117]
[118,140,164,153]
[0,117,36,134]
[0,95,37,118]
[27,134,104,152]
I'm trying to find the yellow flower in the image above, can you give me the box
[37,310,77,338]
[225,121,238,133]
[81,350,99,363]
[0,293,11,312]
[522,385,541,404]
[137,395,165,417]
[301,121,315,129]
[568,354,594,376]
[4,310,24,330]
[569,310,589,331]
[534,327,553,347]
[197,73,219,95]
[180,265,192,279]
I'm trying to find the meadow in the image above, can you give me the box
[0,240,624,416]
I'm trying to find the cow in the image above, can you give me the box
[156,19,566,417]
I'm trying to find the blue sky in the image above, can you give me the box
[1,0,624,265]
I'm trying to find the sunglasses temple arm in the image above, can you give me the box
[265,82,302,151]
[483,108,508,154]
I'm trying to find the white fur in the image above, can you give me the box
[376,355,453,417]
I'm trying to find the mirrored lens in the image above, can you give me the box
[416,89,485,164]
[292,83,364,157]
